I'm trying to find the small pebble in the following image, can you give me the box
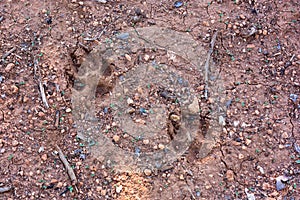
[103,107,109,114]
[5,63,15,72]
[139,108,147,114]
[174,1,183,8]
[257,166,265,174]
[144,168,152,176]
[158,144,165,150]
[74,149,82,154]
[246,44,255,49]
[12,140,19,146]
[276,175,290,191]
[245,139,252,146]
[50,179,58,184]
[263,50,269,55]
[226,170,234,182]
[57,182,63,188]
[205,185,212,189]
[233,121,240,127]
[238,153,244,159]
[116,32,129,40]
[113,135,120,143]
[92,21,99,27]
[96,0,107,3]
[245,188,255,200]
[127,98,134,105]
[134,147,141,156]
[96,186,102,192]
[262,182,270,190]
[116,185,122,193]
[258,48,262,53]
[41,154,47,161]
[188,97,199,114]
[38,146,44,153]
[79,154,86,160]
[101,189,107,196]
[202,21,209,27]
[11,85,19,94]
[239,14,246,20]
[46,17,52,24]
[126,107,135,114]
[144,54,150,61]
[294,143,300,153]
[281,132,289,139]
[226,99,232,108]
[262,29,268,35]
[143,139,150,145]
[289,94,298,103]
[179,174,184,180]
[38,112,45,117]
[170,114,180,122]
[125,54,131,61]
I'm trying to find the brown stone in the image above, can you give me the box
[281,132,289,139]
[5,63,15,72]
[12,140,19,146]
[41,154,47,161]
[262,182,270,190]
[226,170,234,182]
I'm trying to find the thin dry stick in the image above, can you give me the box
[185,186,196,199]
[204,31,218,99]
[34,59,49,109]
[0,186,11,193]
[38,81,49,109]
[2,47,16,60]
[54,110,60,128]
[56,145,78,185]
[84,26,107,41]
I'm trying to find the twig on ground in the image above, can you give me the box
[290,54,295,62]
[34,59,49,109]
[56,145,78,189]
[54,110,60,128]
[78,42,90,52]
[185,185,196,199]
[84,26,107,41]
[2,47,16,60]
[204,31,218,99]
[0,186,11,193]
[38,81,49,109]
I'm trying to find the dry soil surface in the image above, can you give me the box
[0,0,299,199]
